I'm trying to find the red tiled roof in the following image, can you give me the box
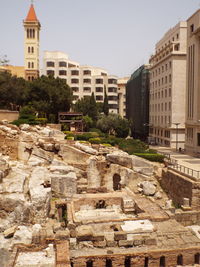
[25,4,38,22]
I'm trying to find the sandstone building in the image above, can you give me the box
[23,4,41,81]
[118,77,129,118]
[185,9,200,156]
[149,22,187,149]
[43,51,119,114]
[0,65,25,78]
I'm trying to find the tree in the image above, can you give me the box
[0,55,9,66]
[97,114,130,138]
[26,75,73,122]
[103,90,109,116]
[74,93,98,121]
[88,92,98,121]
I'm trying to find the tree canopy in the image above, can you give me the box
[0,72,73,122]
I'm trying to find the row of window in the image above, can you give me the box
[71,87,117,93]
[155,33,180,53]
[150,115,171,125]
[151,62,172,78]
[150,102,171,112]
[150,75,172,89]
[150,88,171,100]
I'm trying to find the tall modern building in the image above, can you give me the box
[185,10,200,155]
[126,65,150,141]
[118,77,129,118]
[43,51,119,113]
[149,22,187,149]
[23,4,41,81]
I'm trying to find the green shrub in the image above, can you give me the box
[35,118,47,125]
[63,131,75,137]
[118,139,148,154]
[101,136,121,146]
[101,143,112,147]
[89,128,105,137]
[89,137,101,144]
[133,153,164,163]
[66,136,74,140]
[76,132,98,141]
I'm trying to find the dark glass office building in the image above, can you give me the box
[126,65,150,141]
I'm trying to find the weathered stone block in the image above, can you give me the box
[114,231,127,241]
[118,240,133,247]
[93,240,106,248]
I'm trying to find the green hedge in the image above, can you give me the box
[89,137,101,144]
[133,153,164,163]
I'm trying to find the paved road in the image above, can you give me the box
[151,146,200,179]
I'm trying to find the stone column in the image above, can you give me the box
[87,157,101,189]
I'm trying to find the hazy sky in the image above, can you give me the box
[1,0,199,77]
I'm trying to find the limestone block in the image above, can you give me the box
[133,236,144,246]
[114,231,127,241]
[140,181,156,196]
[55,230,70,240]
[106,240,118,247]
[20,124,31,131]
[3,226,17,238]
[118,240,133,247]
[32,146,54,163]
[92,233,105,241]
[93,240,106,248]
[76,225,93,241]
[49,165,74,175]
[106,151,132,168]
[144,238,157,246]
[75,142,98,155]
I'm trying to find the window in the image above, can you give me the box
[71,70,79,75]
[169,74,172,83]
[47,70,55,76]
[59,70,67,76]
[32,62,34,69]
[124,257,131,267]
[96,87,103,92]
[86,260,93,267]
[190,24,194,33]
[108,79,117,84]
[108,87,117,93]
[59,61,67,67]
[108,96,118,101]
[195,253,200,264]
[47,61,55,67]
[106,259,112,267]
[96,79,103,84]
[169,88,171,97]
[96,95,103,101]
[31,47,34,53]
[32,29,35,38]
[83,87,91,92]
[83,79,91,84]
[83,70,91,75]
[169,61,172,68]
[28,47,30,53]
[71,79,79,84]
[28,62,31,69]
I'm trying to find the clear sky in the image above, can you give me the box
[1,0,199,77]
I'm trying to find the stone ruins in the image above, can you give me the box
[1,122,200,267]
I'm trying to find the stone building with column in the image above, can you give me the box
[185,9,200,156]
[149,22,187,149]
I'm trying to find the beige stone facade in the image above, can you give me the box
[117,77,129,118]
[185,9,200,156]
[43,51,119,114]
[149,22,187,149]
[0,65,25,78]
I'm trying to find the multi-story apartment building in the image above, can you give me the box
[118,77,129,118]
[126,65,150,141]
[185,10,200,155]
[149,22,187,149]
[43,51,118,114]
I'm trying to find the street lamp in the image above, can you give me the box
[173,123,180,151]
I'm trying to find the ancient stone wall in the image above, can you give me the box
[0,110,19,122]
[70,247,200,267]
[0,134,18,160]
[161,170,193,207]
[175,210,200,226]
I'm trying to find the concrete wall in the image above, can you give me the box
[0,110,19,122]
